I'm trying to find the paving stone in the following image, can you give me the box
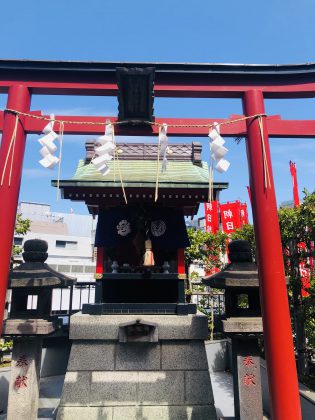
[68,341,115,371]
[70,313,208,340]
[138,371,184,405]
[167,405,217,419]
[57,406,112,420]
[185,370,214,405]
[112,405,217,420]
[162,340,209,370]
[59,371,90,407]
[116,343,160,371]
[90,371,137,406]
[113,406,165,420]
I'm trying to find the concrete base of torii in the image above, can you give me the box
[57,312,217,420]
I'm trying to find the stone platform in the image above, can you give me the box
[57,312,216,420]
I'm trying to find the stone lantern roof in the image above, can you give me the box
[202,240,259,288]
[9,239,76,288]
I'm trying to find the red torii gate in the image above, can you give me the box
[1,60,315,419]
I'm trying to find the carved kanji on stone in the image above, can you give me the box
[16,355,28,368]
[244,373,256,386]
[243,356,255,368]
[14,375,28,389]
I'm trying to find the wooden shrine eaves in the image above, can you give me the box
[84,142,202,165]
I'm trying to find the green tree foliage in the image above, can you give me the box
[278,190,315,358]
[12,213,31,257]
[279,190,315,254]
[185,228,228,272]
[231,190,315,358]
[185,229,228,340]
[230,223,256,260]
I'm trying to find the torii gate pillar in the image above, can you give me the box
[243,90,301,420]
[0,85,31,330]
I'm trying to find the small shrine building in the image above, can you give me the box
[53,141,228,314]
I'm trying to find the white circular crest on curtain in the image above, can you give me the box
[117,220,131,236]
[151,220,167,237]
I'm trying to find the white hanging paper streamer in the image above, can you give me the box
[208,122,221,141]
[42,113,56,134]
[39,154,60,169]
[91,123,116,176]
[38,114,60,169]
[208,122,230,173]
[159,123,168,173]
[38,132,59,152]
[211,143,228,160]
[215,158,230,173]
[162,155,168,173]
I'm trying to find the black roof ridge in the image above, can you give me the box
[1,59,315,75]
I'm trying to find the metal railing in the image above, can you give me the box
[5,287,225,332]
[191,292,225,316]
[50,282,96,320]
[191,292,225,340]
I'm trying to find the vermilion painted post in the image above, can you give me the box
[0,85,31,335]
[95,247,104,277]
[243,90,301,420]
[177,248,185,274]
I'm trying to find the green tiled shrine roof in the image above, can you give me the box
[52,142,229,192]
[69,158,211,188]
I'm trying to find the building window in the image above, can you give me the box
[56,240,78,250]
[57,265,71,273]
[14,237,23,246]
[71,265,84,273]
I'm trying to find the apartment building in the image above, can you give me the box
[14,202,98,311]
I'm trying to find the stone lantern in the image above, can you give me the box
[2,239,75,420]
[203,240,264,420]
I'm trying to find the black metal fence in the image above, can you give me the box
[50,282,96,320]
[6,286,225,329]
[191,292,225,339]
[191,292,225,316]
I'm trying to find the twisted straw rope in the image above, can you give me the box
[0,114,19,186]
[4,108,266,129]
[0,109,270,197]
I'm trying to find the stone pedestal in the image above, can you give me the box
[57,312,216,420]
[222,318,264,420]
[231,338,263,420]
[7,337,42,420]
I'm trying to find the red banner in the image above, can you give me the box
[240,203,249,226]
[297,241,311,297]
[299,262,311,297]
[220,201,242,233]
[289,161,300,207]
[204,201,219,233]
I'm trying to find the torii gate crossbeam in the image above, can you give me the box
[2,112,315,137]
[1,60,315,420]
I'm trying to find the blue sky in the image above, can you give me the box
[0,0,314,217]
